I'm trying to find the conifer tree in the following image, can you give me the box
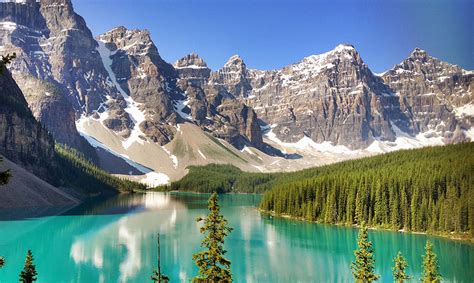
[193,192,233,282]
[151,233,169,283]
[19,250,38,283]
[392,251,412,282]
[351,223,379,282]
[421,241,441,283]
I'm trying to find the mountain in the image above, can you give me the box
[380,48,473,143]
[0,0,472,187]
[0,0,119,157]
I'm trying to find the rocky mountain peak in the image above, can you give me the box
[409,47,429,60]
[174,53,208,69]
[97,26,155,55]
[224,54,245,68]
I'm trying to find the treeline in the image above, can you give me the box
[54,144,146,194]
[260,143,473,237]
[155,164,274,194]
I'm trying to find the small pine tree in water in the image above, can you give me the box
[19,250,38,283]
[192,192,233,282]
[351,223,380,282]
[392,251,412,282]
[151,233,169,283]
[421,241,441,283]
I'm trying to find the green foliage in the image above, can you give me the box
[151,233,169,283]
[421,241,441,282]
[19,250,37,283]
[151,271,169,283]
[259,143,474,237]
[0,156,11,187]
[351,223,379,282]
[392,251,412,282]
[54,144,146,194]
[157,164,273,194]
[193,192,233,282]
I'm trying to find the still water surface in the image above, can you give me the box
[0,192,472,282]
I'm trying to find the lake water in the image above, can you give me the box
[0,192,472,282]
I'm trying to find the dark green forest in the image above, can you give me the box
[260,143,473,238]
[54,144,146,195]
[163,143,473,238]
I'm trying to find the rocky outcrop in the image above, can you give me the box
[11,74,97,158]
[1,0,472,156]
[96,27,176,145]
[0,69,54,178]
[174,53,263,149]
[227,45,403,149]
[0,0,122,155]
[381,48,473,142]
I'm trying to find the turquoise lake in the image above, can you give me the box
[0,192,472,282]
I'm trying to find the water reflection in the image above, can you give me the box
[0,192,472,282]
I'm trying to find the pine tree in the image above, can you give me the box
[192,192,233,282]
[351,223,379,282]
[151,233,169,283]
[19,250,38,283]
[392,251,412,282]
[421,241,441,283]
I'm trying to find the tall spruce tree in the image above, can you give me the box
[151,233,169,283]
[421,241,441,283]
[19,250,38,283]
[392,251,412,282]
[192,192,233,282]
[351,223,379,282]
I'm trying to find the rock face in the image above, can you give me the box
[96,27,177,145]
[96,27,263,149]
[215,45,403,149]
[380,48,473,142]
[0,0,119,156]
[0,69,55,179]
[13,74,97,158]
[1,0,472,157]
[210,45,472,149]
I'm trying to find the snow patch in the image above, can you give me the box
[97,41,147,149]
[162,146,178,169]
[264,125,354,154]
[197,150,207,160]
[76,116,152,174]
[453,104,474,118]
[366,123,444,153]
[141,172,170,187]
[174,98,192,121]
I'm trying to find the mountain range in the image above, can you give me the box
[0,0,472,188]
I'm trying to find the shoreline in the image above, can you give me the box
[258,209,474,244]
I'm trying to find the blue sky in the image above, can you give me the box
[74,0,473,73]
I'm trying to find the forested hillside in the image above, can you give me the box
[260,143,473,237]
[165,143,473,238]
[54,145,146,195]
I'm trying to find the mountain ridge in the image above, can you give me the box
[0,0,472,187]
